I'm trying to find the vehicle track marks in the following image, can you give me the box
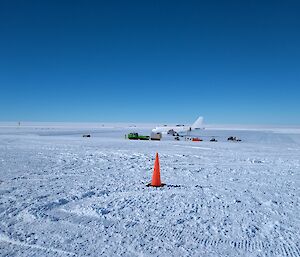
[145,224,300,257]
[0,233,75,256]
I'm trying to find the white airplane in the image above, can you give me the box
[152,116,204,134]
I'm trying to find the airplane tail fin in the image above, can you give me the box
[191,116,204,129]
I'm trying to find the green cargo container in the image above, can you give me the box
[127,133,150,140]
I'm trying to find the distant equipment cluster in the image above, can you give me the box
[124,116,242,142]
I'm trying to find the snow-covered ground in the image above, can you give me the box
[0,123,299,257]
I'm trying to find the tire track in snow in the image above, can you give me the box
[26,185,300,257]
[0,233,75,256]
[145,224,300,257]
[31,189,300,257]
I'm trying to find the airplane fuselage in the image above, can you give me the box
[152,126,192,134]
[152,116,204,135]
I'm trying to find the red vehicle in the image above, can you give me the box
[192,137,203,142]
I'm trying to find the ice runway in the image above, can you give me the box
[0,124,299,256]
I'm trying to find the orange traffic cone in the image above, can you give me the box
[147,153,165,187]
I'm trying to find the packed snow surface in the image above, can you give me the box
[0,123,299,257]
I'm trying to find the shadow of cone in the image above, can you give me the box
[147,152,165,187]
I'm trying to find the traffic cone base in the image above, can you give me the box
[146,183,165,187]
[147,152,165,187]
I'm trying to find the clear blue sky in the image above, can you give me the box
[0,0,299,124]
